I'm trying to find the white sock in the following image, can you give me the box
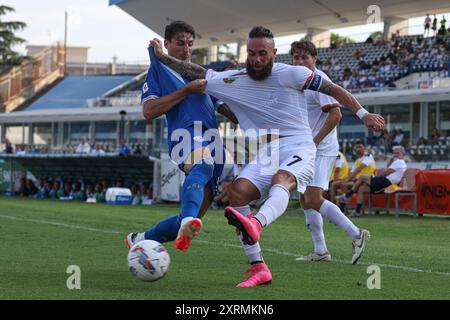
[255,184,290,227]
[233,205,264,263]
[180,216,194,227]
[319,200,360,239]
[304,209,328,254]
[135,232,145,243]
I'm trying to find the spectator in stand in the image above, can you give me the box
[438,16,447,36]
[432,14,438,35]
[76,136,91,154]
[17,177,28,196]
[115,180,124,188]
[337,146,407,216]
[62,181,73,198]
[16,144,26,155]
[49,181,64,199]
[417,137,428,146]
[36,178,48,198]
[94,182,106,203]
[85,183,95,201]
[430,128,440,145]
[118,139,131,156]
[392,128,404,147]
[133,144,143,155]
[4,138,13,154]
[101,178,111,191]
[131,183,141,205]
[378,129,392,154]
[26,179,39,198]
[142,185,154,205]
[91,143,105,156]
[424,14,432,36]
[71,181,86,201]
[44,180,54,198]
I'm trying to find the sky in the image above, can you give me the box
[3,0,450,64]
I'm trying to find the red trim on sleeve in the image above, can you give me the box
[300,72,314,91]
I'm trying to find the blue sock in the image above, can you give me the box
[180,159,214,220]
[144,215,180,243]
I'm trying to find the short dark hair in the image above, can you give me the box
[355,140,365,146]
[164,21,196,41]
[289,40,318,57]
[249,26,274,39]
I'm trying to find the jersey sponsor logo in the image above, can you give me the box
[223,77,236,84]
[223,71,247,84]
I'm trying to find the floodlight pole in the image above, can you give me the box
[64,11,68,76]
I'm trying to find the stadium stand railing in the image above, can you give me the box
[0,46,65,113]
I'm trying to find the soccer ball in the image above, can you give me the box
[127,240,170,282]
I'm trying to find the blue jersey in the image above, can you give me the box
[141,49,218,139]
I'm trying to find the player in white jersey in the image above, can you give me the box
[149,26,384,287]
[290,40,370,264]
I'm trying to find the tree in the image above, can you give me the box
[330,32,354,46]
[192,48,208,65]
[0,5,27,67]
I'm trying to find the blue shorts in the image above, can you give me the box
[370,176,392,192]
[168,125,224,197]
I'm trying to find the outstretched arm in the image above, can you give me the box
[317,79,385,132]
[149,38,207,80]
[313,107,342,146]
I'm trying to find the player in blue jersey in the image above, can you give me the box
[124,21,237,252]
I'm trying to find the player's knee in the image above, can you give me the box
[272,170,296,190]
[228,182,257,206]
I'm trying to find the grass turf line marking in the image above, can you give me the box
[1,214,449,277]
[0,214,123,234]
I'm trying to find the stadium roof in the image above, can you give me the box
[110,0,450,47]
[26,76,135,111]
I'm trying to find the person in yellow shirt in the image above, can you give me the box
[326,151,348,201]
[329,141,376,204]
[330,151,349,182]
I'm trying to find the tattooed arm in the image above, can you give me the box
[150,38,207,80]
[317,79,385,131]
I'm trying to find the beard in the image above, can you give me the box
[246,58,274,81]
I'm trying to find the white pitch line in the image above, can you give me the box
[1,214,449,277]
[0,214,123,234]
[192,240,450,277]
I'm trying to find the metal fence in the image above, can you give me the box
[0,46,65,111]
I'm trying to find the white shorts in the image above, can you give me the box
[310,154,336,190]
[236,135,316,199]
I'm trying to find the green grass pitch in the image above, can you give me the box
[0,196,449,300]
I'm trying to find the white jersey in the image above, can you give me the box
[205,63,323,137]
[306,69,340,157]
[386,159,407,185]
